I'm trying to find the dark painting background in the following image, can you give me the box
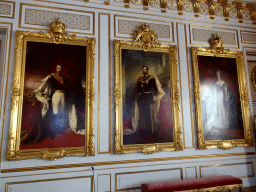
[20,41,86,149]
[198,55,244,141]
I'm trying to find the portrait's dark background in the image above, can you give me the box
[122,49,174,145]
[20,41,86,149]
[198,55,244,141]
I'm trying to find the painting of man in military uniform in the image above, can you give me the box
[122,49,173,145]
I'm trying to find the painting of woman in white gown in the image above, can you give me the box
[199,55,244,141]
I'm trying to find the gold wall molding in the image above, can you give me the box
[115,168,182,191]
[25,9,90,30]
[0,1,15,19]
[1,152,254,173]
[0,22,13,171]
[30,0,256,30]
[185,166,197,179]
[19,3,94,35]
[241,31,256,44]
[114,15,174,42]
[177,22,195,149]
[0,3,11,15]
[5,176,93,192]
[192,28,236,45]
[189,24,239,48]
[248,61,256,102]
[118,19,170,39]
[93,0,256,23]
[98,13,111,154]
[97,174,111,192]
[199,162,255,178]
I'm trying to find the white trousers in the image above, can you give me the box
[52,92,65,114]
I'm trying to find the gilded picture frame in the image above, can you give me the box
[192,34,253,150]
[6,19,95,160]
[114,24,182,154]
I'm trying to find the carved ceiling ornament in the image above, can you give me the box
[133,23,161,51]
[105,0,256,22]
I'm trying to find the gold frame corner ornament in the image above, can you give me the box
[192,34,253,150]
[114,24,182,155]
[6,19,95,161]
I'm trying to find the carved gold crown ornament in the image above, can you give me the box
[46,18,75,44]
[205,33,230,56]
[133,23,161,51]
[50,18,67,34]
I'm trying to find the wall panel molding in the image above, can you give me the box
[189,24,239,49]
[5,176,93,192]
[200,162,255,178]
[115,168,182,191]
[97,174,111,192]
[98,13,111,154]
[185,166,197,179]
[241,31,256,44]
[19,3,94,35]
[114,15,174,42]
[0,1,15,19]
[1,152,255,173]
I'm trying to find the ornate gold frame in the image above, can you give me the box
[114,24,182,154]
[191,34,253,150]
[6,18,95,160]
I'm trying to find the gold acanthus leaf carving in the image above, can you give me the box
[88,132,95,156]
[217,141,236,150]
[88,76,95,106]
[115,130,124,154]
[114,83,121,108]
[241,86,249,109]
[139,144,160,154]
[172,80,180,111]
[177,0,183,11]
[197,129,207,149]
[175,130,183,151]
[133,23,161,52]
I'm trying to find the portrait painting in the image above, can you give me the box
[7,19,95,160]
[191,34,253,149]
[122,49,173,145]
[198,55,244,141]
[20,41,87,149]
[114,39,182,154]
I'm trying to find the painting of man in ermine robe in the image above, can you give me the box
[122,49,174,145]
[20,41,87,149]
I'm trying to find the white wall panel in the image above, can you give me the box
[114,15,173,42]
[200,162,254,178]
[115,168,182,191]
[177,23,194,149]
[19,3,94,35]
[189,24,239,49]
[0,1,15,18]
[6,176,92,192]
[185,166,197,179]
[97,174,111,192]
[98,13,111,154]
